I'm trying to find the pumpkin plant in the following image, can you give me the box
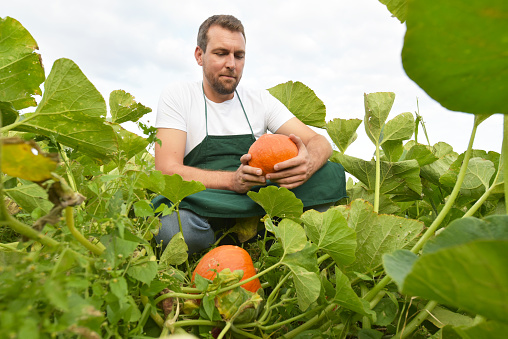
[1,3,508,338]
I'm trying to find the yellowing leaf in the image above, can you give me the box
[1,138,58,182]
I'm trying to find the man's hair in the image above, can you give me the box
[197,15,245,52]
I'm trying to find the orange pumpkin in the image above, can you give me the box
[192,245,261,293]
[248,134,298,175]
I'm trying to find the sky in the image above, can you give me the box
[3,0,504,161]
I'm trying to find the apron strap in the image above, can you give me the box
[201,83,255,138]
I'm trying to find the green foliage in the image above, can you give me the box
[401,0,508,114]
[1,9,507,339]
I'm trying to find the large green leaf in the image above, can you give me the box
[332,152,422,199]
[326,118,362,153]
[337,199,423,277]
[109,90,151,124]
[281,242,321,311]
[301,208,357,266]
[334,268,376,318]
[402,0,508,114]
[268,81,326,128]
[380,112,414,145]
[4,180,53,214]
[14,58,118,159]
[0,17,45,110]
[136,170,205,205]
[247,186,303,220]
[364,92,395,146]
[384,215,508,324]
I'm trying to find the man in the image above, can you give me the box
[153,15,346,254]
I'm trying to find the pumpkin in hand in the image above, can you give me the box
[248,134,298,175]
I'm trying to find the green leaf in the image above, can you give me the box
[326,118,362,153]
[281,243,321,311]
[379,0,408,23]
[380,112,414,145]
[383,215,508,324]
[426,306,474,329]
[127,261,158,285]
[381,140,404,162]
[423,215,508,254]
[0,101,19,126]
[404,143,439,167]
[14,58,119,159]
[334,268,376,318]
[402,0,508,114]
[137,171,205,205]
[446,320,508,338]
[332,152,422,198]
[364,92,395,146]
[159,232,188,266]
[0,17,45,110]
[109,123,149,161]
[382,249,418,288]
[5,180,53,214]
[268,81,326,128]
[301,208,357,266]
[247,186,303,220]
[133,200,154,218]
[420,142,458,186]
[338,200,423,278]
[440,157,496,199]
[43,279,69,311]
[109,89,151,124]
[109,276,128,299]
[277,218,307,255]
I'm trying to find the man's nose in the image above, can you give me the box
[225,53,236,69]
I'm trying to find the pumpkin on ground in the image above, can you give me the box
[191,245,261,293]
[248,134,298,175]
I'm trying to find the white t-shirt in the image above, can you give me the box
[155,81,295,156]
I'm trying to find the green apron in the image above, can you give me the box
[152,87,347,218]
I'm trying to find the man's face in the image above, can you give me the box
[196,25,246,101]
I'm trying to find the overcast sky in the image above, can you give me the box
[4,0,503,160]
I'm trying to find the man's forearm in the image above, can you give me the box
[305,134,333,175]
[156,163,235,190]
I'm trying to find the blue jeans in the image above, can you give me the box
[154,203,334,255]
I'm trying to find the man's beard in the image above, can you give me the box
[204,67,241,95]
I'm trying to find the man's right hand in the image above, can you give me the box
[232,153,266,193]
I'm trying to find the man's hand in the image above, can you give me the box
[265,134,314,189]
[231,153,267,194]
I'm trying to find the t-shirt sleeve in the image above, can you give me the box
[262,90,296,133]
[154,83,188,132]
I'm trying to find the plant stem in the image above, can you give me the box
[155,292,204,304]
[393,300,438,339]
[374,143,381,213]
[410,117,478,254]
[141,295,164,328]
[65,206,104,255]
[360,283,371,329]
[283,303,337,339]
[230,325,263,339]
[503,114,508,214]
[260,304,326,332]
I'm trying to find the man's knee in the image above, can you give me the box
[154,209,215,254]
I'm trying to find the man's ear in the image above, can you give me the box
[195,46,203,66]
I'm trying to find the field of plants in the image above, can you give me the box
[1,0,507,338]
